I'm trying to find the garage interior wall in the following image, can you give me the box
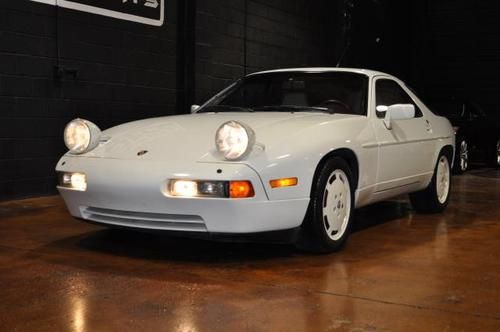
[193,0,338,103]
[344,0,500,122]
[3,1,498,201]
[0,0,340,201]
[0,1,179,200]
[423,0,500,119]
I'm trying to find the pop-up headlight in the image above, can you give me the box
[64,118,101,154]
[215,121,255,160]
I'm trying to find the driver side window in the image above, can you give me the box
[375,79,423,118]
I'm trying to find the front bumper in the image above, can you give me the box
[56,156,310,234]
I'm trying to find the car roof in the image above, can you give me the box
[247,67,393,79]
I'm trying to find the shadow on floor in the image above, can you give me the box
[353,199,411,232]
[34,200,411,266]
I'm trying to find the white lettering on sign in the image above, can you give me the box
[144,0,159,9]
[121,0,158,9]
[29,0,164,26]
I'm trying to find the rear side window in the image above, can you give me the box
[375,79,423,118]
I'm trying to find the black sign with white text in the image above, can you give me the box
[30,0,164,26]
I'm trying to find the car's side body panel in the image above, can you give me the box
[249,115,377,206]
[364,75,454,204]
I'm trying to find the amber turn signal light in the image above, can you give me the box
[270,177,298,188]
[229,181,255,198]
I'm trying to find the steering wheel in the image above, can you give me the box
[317,99,351,113]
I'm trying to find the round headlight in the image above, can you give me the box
[215,121,255,160]
[64,119,101,154]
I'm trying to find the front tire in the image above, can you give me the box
[299,157,355,253]
[410,152,451,213]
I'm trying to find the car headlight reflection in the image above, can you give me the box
[215,121,255,160]
[64,118,101,154]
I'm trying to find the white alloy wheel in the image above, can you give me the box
[459,140,468,172]
[436,155,451,204]
[410,151,451,213]
[496,139,500,166]
[322,169,352,241]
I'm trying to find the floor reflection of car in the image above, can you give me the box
[430,100,500,173]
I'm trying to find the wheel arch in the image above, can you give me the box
[440,144,454,167]
[309,148,360,198]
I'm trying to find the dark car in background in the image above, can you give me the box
[430,100,500,173]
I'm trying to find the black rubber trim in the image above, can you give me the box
[76,218,301,244]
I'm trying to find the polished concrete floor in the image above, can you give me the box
[1,169,499,331]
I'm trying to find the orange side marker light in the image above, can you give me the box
[270,177,298,189]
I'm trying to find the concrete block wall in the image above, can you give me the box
[0,0,340,200]
[0,0,338,200]
[0,1,179,200]
[194,0,337,103]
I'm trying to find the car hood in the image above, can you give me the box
[78,112,357,161]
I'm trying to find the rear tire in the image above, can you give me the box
[496,139,500,168]
[410,152,451,214]
[298,157,355,253]
[453,138,468,174]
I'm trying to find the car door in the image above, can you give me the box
[371,77,436,195]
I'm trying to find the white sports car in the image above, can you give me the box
[56,68,454,252]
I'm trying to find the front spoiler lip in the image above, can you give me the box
[77,217,301,244]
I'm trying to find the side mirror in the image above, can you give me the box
[378,104,415,129]
[191,104,201,113]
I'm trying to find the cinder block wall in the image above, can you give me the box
[0,0,339,200]
[194,0,337,103]
[0,1,179,200]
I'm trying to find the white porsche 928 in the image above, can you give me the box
[56,68,454,252]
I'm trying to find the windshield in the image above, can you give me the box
[202,71,369,115]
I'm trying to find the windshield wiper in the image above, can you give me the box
[253,105,333,114]
[197,105,255,113]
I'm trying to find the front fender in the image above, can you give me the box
[243,117,377,202]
